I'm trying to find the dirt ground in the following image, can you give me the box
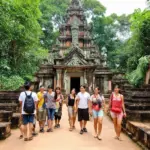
[0,106,141,150]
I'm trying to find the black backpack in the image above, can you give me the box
[24,92,35,114]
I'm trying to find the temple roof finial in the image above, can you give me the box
[71,0,82,8]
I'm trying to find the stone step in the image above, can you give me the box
[0,92,20,103]
[126,109,150,121]
[126,121,150,149]
[125,102,150,111]
[11,113,21,129]
[125,98,150,103]
[0,122,11,139]
[0,111,13,122]
[0,103,19,112]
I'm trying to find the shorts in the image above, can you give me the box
[110,111,123,120]
[78,108,89,122]
[55,111,62,120]
[47,108,55,120]
[37,109,47,121]
[92,110,103,118]
[22,114,34,125]
[68,106,76,117]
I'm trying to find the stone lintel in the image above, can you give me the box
[94,72,112,75]
[53,65,95,69]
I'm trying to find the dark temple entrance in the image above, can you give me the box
[70,77,80,93]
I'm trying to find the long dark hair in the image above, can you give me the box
[94,87,102,96]
[70,88,76,98]
[114,85,122,94]
[54,87,61,100]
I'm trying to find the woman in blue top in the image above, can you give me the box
[44,86,55,132]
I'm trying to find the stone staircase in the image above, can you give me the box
[0,91,20,139]
[123,84,150,121]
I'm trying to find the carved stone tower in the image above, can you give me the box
[36,0,112,95]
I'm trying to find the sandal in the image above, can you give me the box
[97,136,102,140]
[19,135,23,139]
[117,137,122,141]
[28,137,33,141]
[24,138,28,141]
[69,128,73,131]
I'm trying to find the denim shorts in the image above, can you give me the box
[47,108,55,120]
[92,110,103,118]
[22,114,34,125]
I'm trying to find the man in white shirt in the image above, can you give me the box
[19,82,38,141]
[76,85,90,134]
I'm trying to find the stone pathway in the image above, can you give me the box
[0,107,141,150]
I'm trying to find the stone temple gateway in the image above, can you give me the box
[36,0,112,95]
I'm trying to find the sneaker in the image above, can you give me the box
[54,125,57,129]
[47,129,51,132]
[40,128,44,133]
[32,132,38,136]
[83,128,88,132]
[57,124,60,128]
[19,135,23,139]
[80,129,84,135]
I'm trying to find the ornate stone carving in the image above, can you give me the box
[66,55,84,66]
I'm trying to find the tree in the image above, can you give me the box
[0,0,47,90]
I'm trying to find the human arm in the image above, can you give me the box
[88,96,93,115]
[102,96,106,112]
[75,94,79,113]
[108,94,112,112]
[122,95,126,117]
[19,92,23,115]
[34,93,39,110]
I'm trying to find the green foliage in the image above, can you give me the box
[109,9,150,87]
[0,76,24,91]
[0,0,47,90]
[127,56,150,87]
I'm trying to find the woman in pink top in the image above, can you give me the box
[109,86,126,141]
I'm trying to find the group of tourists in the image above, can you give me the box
[18,82,126,142]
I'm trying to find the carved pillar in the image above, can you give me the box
[54,76,56,89]
[88,70,93,93]
[104,76,109,94]
[56,69,62,88]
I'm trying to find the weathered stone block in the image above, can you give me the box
[0,111,13,122]
[0,122,11,139]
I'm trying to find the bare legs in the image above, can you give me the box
[80,120,87,129]
[29,123,33,138]
[23,125,27,139]
[19,125,24,137]
[48,120,53,129]
[39,121,45,130]
[112,118,122,139]
[93,117,103,138]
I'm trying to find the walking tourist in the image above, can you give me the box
[37,86,47,133]
[89,87,105,140]
[44,86,55,132]
[75,85,90,135]
[19,82,38,141]
[54,87,64,128]
[66,88,77,131]
[109,85,126,141]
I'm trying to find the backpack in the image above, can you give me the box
[24,92,35,114]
